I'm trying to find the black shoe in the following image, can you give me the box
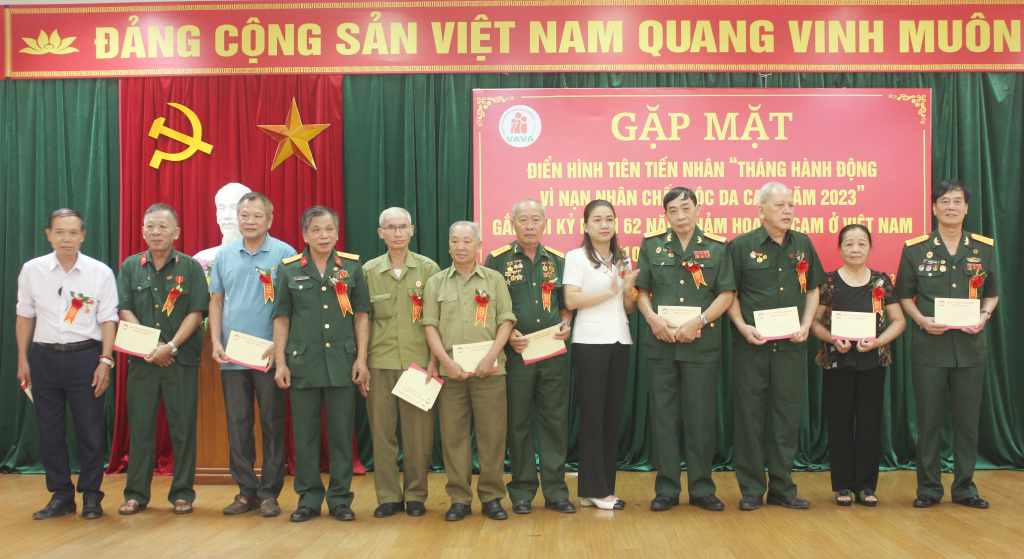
[855,489,878,507]
[512,500,532,514]
[544,499,576,514]
[767,494,810,509]
[374,502,404,518]
[290,506,320,522]
[332,504,355,521]
[650,494,679,511]
[954,495,989,509]
[445,503,472,521]
[82,498,103,519]
[482,499,508,520]
[32,498,76,520]
[689,494,725,511]
[406,501,426,517]
[738,495,763,511]
[913,494,940,508]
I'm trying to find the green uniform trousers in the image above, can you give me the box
[732,346,805,497]
[290,385,355,510]
[366,368,436,504]
[647,359,719,499]
[505,352,570,503]
[912,364,985,502]
[438,374,507,505]
[124,363,198,506]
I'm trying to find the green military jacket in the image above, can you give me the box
[362,251,441,371]
[484,241,566,357]
[273,247,371,389]
[895,230,999,368]
[636,227,736,363]
[421,264,516,377]
[727,225,826,352]
[116,249,210,367]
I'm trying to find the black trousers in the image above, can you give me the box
[30,344,106,502]
[822,365,886,493]
[572,342,630,498]
[221,368,287,500]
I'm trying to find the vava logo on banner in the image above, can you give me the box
[499,105,541,147]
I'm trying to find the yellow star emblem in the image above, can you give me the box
[257,98,330,170]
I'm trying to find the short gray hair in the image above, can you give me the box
[449,221,481,241]
[758,182,791,205]
[378,207,413,228]
[511,199,546,220]
[301,206,339,232]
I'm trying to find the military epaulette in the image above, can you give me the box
[704,232,727,243]
[490,245,512,257]
[545,247,564,258]
[970,233,994,246]
[904,234,930,247]
[644,228,667,239]
[337,251,360,260]
[282,254,302,264]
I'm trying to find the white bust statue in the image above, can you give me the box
[194,182,252,272]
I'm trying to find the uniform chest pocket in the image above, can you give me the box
[651,257,678,285]
[438,291,460,322]
[131,281,152,305]
[370,291,396,316]
[693,258,717,284]
[287,279,316,307]
[916,268,946,294]
[285,341,306,367]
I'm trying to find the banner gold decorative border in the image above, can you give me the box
[3,9,11,79]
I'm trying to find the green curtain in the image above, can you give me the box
[0,79,120,473]
[342,72,1024,474]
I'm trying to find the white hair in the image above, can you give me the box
[758,181,791,205]
[449,221,481,241]
[511,199,546,220]
[378,207,413,228]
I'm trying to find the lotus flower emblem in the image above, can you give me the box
[21,30,79,55]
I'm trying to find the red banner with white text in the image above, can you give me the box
[473,88,931,275]
[4,2,1022,78]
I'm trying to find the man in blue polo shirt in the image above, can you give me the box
[208,191,297,518]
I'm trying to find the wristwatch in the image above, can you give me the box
[167,341,179,356]
[699,313,709,326]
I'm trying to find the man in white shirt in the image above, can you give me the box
[16,209,119,520]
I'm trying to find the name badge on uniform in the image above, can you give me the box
[293,276,310,281]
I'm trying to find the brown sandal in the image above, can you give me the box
[173,500,194,514]
[118,500,147,515]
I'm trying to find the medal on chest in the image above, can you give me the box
[256,267,275,303]
[62,291,93,326]
[161,276,186,316]
[330,270,352,315]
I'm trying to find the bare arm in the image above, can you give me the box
[353,311,370,395]
[477,321,514,379]
[119,310,141,325]
[727,295,765,345]
[859,302,906,351]
[963,295,999,335]
[92,321,116,397]
[899,297,948,336]
[425,324,466,381]
[16,316,35,387]
[790,288,819,343]
[208,292,228,363]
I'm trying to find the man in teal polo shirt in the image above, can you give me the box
[209,192,296,518]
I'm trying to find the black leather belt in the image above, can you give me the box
[37,339,101,352]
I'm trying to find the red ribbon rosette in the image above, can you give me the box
[684,260,707,290]
[334,280,352,316]
[258,270,274,303]
[541,281,556,311]
[161,286,182,316]
[796,259,810,293]
[63,297,85,326]
[411,293,423,323]
[872,284,885,315]
[475,293,490,326]
[969,273,985,300]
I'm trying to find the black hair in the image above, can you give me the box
[662,187,698,211]
[301,206,339,232]
[237,192,274,216]
[144,203,178,226]
[932,179,972,205]
[581,200,627,269]
[47,208,84,230]
[838,223,872,247]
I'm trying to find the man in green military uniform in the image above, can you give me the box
[635,187,735,512]
[273,206,371,522]
[116,204,209,516]
[423,221,515,522]
[484,200,574,515]
[363,207,441,519]
[896,180,999,509]
[726,182,825,511]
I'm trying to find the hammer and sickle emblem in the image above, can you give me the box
[148,102,213,169]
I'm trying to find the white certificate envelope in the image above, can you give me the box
[934,298,981,329]
[113,321,161,358]
[225,331,274,372]
[452,340,498,374]
[391,364,444,411]
[658,306,702,338]
[831,311,877,341]
[520,324,569,365]
[753,307,801,341]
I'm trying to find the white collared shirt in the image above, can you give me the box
[563,248,633,345]
[16,252,119,344]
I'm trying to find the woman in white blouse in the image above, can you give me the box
[563,200,639,510]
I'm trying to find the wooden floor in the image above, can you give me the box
[2,470,1023,559]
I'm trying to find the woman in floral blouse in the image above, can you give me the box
[811,224,906,507]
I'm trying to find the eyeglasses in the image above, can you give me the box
[383,224,412,233]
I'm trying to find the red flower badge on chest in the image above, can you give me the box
[161,277,185,316]
[684,260,707,289]
[541,279,557,311]
[969,270,986,300]
[332,273,353,316]
[474,289,491,326]
[872,279,885,315]
[791,253,810,293]
[62,292,92,326]
[256,267,274,303]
